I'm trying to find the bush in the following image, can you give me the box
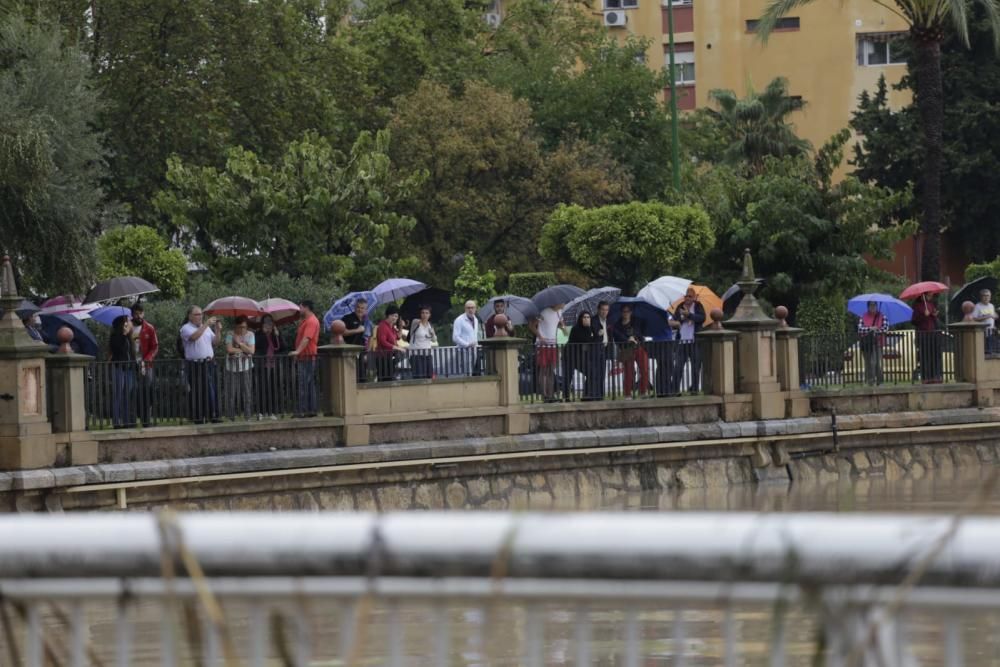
[97,226,188,299]
[965,258,1000,283]
[451,254,496,307]
[508,272,556,297]
[795,293,849,334]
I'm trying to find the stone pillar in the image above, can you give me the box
[775,326,810,417]
[46,352,99,464]
[0,256,57,469]
[723,250,786,420]
[481,337,528,435]
[318,344,368,446]
[949,319,993,406]
[696,328,745,421]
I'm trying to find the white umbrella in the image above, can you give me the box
[637,276,692,310]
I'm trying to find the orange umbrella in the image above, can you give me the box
[670,285,724,326]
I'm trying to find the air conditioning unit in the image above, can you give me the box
[485,12,501,28]
[603,10,627,27]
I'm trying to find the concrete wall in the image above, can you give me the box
[809,384,977,415]
[356,377,501,416]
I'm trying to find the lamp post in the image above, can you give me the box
[666,0,681,192]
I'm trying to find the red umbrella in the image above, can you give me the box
[899,281,948,301]
[257,298,301,326]
[204,296,264,318]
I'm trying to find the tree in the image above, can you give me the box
[388,80,631,285]
[851,6,1000,263]
[153,130,424,288]
[451,254,496,307]
[759,0,1000,281]
[539,202,714,292]
[0,10,110,294]
[487,0,674,199]
[96,226,188,300]
[705,77,811,172]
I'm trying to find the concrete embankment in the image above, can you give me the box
[3,407,999,512]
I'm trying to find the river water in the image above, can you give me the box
[5,466,1000,666]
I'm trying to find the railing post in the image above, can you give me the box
[949,320,992,406]
[481,337,528,435]
[46,352,98,464]
[318,344,368,446]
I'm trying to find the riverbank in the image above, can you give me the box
[4,407,999,512]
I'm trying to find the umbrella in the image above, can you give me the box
[478,295,538,326]
[372,278,427,303]
[722,279,765,317]
[950,276,998,320]
[39,313,99,357]
[670,285,724,326]
[257,298,301,326]
[0,299,40,320]
[89,305,133,327]
[847,293,913,326]
[531,284,585,311]
[609,297,674,341]
[204,296,264,319]
[899,281,948,301]
[84,276,159,304]
[636,276,692,310]
[39,301,97,320]
[400,288,452,323]
[41,295,82,309]
[562,286,621,325]
[324,291,379,330]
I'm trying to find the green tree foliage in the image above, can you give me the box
[686,131,915,315]
[488,0,673,199]
[96,226,188,299]
[508,272,556,297]
[761,0,1000,281]
[965,258,1000,283]
[153,130,423,288]
[451,254,496,307]
[704,77,811,172]
[0,10,109,294]
[539,202,714,292]
[851,5,1000,263]
[388,80,631,285]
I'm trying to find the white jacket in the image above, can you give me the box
[452,314,483,348]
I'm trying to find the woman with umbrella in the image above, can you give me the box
[858,301,889,386]
[566,311,601,400]
[612,304,649,398]
[109,315,137,428]
[254,315,283,419]
[905,283,947,383]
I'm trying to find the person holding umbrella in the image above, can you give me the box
[528,302,567,401]
[109,315,137,428]
[485,299,514,338]
[131,303,159,427]
[180,306,223,424]
[911,292,943,383]
[224,316,256,421]
[858,301,889,386]
[254,315,283,419]
[672,287,706,393]
[566,311,601,400]
[612,304,648,398]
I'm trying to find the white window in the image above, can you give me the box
[667,51,695,84]
[856,33,907,66]
[605,0,639,8]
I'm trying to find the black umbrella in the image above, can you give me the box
[478,295,539,326]
[531,284,585,311]
[950,276,998,320]
[39,313,99,357]
[722,279,765,317]
[84,276,159,305]
[400,287,452,322]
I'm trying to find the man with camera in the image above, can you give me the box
[180,306,223,423]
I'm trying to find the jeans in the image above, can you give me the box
[916,331,943,382]
[255,364,280,416]
[861,337,883,385]
[672,341,701,393]
[112,364,136,427]
[186,359,219,423]
[226,369,253,420]
[136,365,154,426]
[297,357,317,415]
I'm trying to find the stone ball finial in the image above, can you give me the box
[56,325,74,354]
[709,308,724,330]
[493,313,509,337]
[962,301,976,321]
[775,305,789,328]
[330,319,346,345]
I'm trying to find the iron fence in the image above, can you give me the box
[799,329,955,390]
[0,512,996,666]
[518,340,709,403]
[357,345,494,383]
[84,354,323,430]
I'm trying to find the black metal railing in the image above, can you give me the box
[799,330,954,390]
[518,340,709,403]
[84,354,324,430]
[358,345,494,383]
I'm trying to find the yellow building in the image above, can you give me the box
[600,0,912,149]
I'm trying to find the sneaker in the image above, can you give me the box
[269,414,278,420]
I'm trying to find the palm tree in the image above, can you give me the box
[758,0,1000,281]
[707,77,812,172]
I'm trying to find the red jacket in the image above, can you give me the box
[376,319,400,351]
[135,321,159,362]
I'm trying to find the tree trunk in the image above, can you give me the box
[912,35,944,281]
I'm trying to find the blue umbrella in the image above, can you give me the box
[610,297,675,341]
[324,291,379,331]
[847,293,912,326]
[372,278,427,303]
[89,305,133,327]
[39,313,100,357]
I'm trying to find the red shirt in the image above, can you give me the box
[376,319,400,350]
[295,313,320,358]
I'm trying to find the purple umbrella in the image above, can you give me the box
[372,278,427,303]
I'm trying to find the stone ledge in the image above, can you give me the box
[357,375,500,390]
[91,416,346,441]
[521,395,722,413]
[809,383,976,397]
[13,406,1000,493]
